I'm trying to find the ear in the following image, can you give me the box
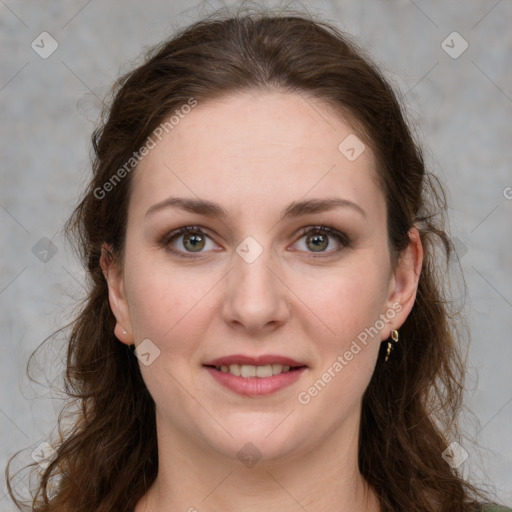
[381,226,423,340]
[99,243,134,346]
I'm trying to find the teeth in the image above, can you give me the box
[272,364,283,375]
[229,364,241,376]
[255,365,273,378]
[215,364,296,378]
[240,365,256,378]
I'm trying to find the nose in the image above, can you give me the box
[221,242,290,335]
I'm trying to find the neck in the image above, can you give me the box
[136,412,381,512]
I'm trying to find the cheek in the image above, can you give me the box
[296,265,387,413]
[301,257,390,343]
[124,252,218,346]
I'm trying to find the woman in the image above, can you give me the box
[6,7,511,512]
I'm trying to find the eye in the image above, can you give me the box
[161,226,219,258]
[292,225,350,256]
[160,224,350,260]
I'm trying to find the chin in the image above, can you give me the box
[207,416,313,465]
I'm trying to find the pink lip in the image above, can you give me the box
[204,354,306,367]
[204,366,307,396]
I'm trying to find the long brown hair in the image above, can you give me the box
[5,6,502,512]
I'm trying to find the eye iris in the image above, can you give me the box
[183,232,205,252]
[307,232,328,252]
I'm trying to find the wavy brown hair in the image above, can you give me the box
[6,6,504,512]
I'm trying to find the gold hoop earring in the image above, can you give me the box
[385,329,399,362]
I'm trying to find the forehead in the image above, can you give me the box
[130,91,384,222]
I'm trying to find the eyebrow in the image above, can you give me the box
[145,196,367,220]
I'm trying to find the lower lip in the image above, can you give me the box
[204,366,307,396]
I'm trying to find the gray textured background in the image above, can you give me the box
[1,0,511,508]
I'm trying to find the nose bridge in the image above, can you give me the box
[222,236,289,330]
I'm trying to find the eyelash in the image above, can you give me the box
[160,225,350,260]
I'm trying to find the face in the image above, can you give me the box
[102,91,421,464]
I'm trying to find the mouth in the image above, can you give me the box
[202,354,308,396]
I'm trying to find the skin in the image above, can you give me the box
[100,91,423,512]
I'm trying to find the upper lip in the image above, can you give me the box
[204,354,307,367]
